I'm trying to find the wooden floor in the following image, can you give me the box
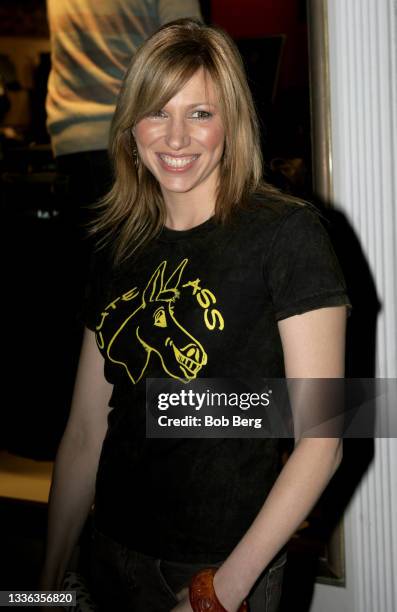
[0,451,52,592]
[0,451,52,503]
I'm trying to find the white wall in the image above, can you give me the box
[310,1,397,610]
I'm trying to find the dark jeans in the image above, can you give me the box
[89,528,287,612]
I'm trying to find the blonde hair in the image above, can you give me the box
[91,18,285,264]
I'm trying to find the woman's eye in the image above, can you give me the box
[191,110,212,120]
[148,110,166,119]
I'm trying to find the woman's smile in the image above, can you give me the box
[157,153,200,171]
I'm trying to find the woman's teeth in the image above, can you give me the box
[159,154,198,168]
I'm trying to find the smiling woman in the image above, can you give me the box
[41,18,350,612]
[133,68,225,227]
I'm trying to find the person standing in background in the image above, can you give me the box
[45,0,202,303]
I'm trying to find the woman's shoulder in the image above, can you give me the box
[236,191,317,229]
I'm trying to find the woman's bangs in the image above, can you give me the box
[135,54,203,119]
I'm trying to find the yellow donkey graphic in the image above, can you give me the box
[106,259,208,383]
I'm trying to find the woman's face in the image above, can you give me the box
[134,68,225,205]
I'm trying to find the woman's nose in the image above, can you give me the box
[165,117,190,150]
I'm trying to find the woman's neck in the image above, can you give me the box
[163,190,216,231]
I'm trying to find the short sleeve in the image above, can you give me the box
[264,207,351,321]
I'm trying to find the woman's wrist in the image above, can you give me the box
[213,568,248,612]
[189,568,247,612]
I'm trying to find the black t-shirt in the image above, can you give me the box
[84,197,350,563]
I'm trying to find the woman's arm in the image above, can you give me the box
[40,328,113,590]
[174,305,347,611]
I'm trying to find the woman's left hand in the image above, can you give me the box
[171,587,193,611]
